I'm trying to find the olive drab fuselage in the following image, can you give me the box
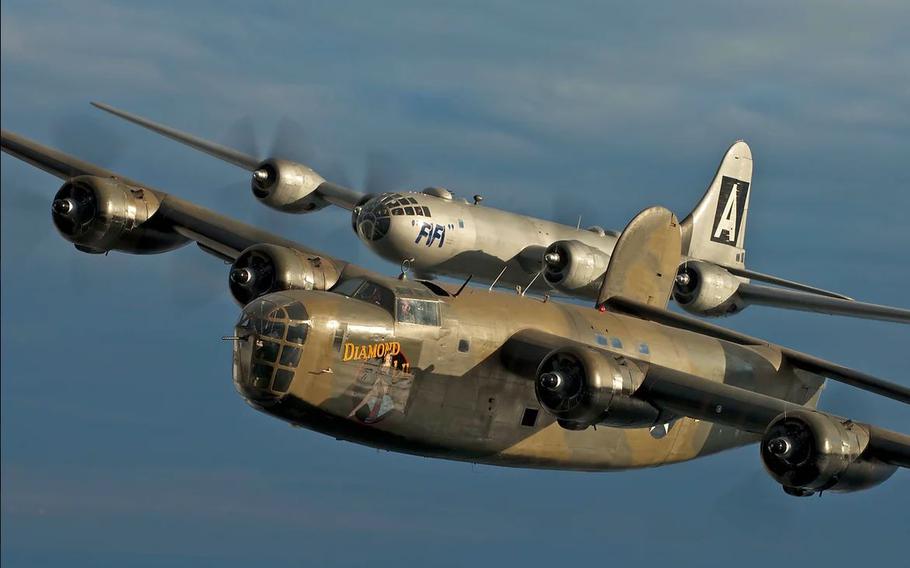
[232,274,824,471]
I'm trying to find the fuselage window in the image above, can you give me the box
[391,208,403,215]
[422,207,431,217]
[396,298,440,326]
[404,206,414,215]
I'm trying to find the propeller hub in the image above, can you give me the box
[230,267,255,286]
[539,371,564,391]
[675,272,691,286]
[253,168,270,182]
[52,198,76,217]
[767,436,793,458]
[544,252,561,266]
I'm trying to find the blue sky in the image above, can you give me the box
[2,1,908,566]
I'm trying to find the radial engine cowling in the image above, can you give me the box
[535,346,663,430]
[51,176,188,254]
[229,244,341,305]
[672,261,747,316]
[761,409,897,496]
[543,240,610,296]
[251,158,330,213]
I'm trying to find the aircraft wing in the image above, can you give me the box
[90,102,365,210]
[605,295,910,404]
[501,327,910,470]
[734,282,910,323]
[1,129,363,276]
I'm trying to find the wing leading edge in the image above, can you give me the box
[0,129,359,275]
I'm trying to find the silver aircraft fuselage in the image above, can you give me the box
[354,189,618,296]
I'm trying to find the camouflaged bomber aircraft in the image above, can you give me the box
[91,102,910,324]
[3,128,909,497]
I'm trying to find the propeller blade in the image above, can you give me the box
[50,112,126,168]
[270,117,313,163]
[364,150,410,194]
[221,116,261,162]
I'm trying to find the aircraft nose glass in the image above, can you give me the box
[233,298,310,395]
[357,196,393,241]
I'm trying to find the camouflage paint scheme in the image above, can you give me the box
[233,277,822,471]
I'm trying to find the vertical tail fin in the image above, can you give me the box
[680,141,753,268]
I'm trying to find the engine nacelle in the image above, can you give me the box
[760,410,897,496]
[251,158,330,213]
[229,244,340,305]
[51,176,188,254]
[673,261,747,316]
[535,346,664,429]
[542,240,610,296]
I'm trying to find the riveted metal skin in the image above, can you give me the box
[674,260,747,316]
[760,409,897,495]
[534,346,660,429]
[543,240,611,296]
[229,278,826,472]
[251,158,330,213]
[228,243,340,305]
[51,176,188,254]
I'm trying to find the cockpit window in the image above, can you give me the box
[353,282,396,314]
[396,298,440,326]
[332,278,365,297]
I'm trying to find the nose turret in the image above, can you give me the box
[232,294,312,405]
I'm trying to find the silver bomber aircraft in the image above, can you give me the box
[91,102,910,324]
[3,127,909,497]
